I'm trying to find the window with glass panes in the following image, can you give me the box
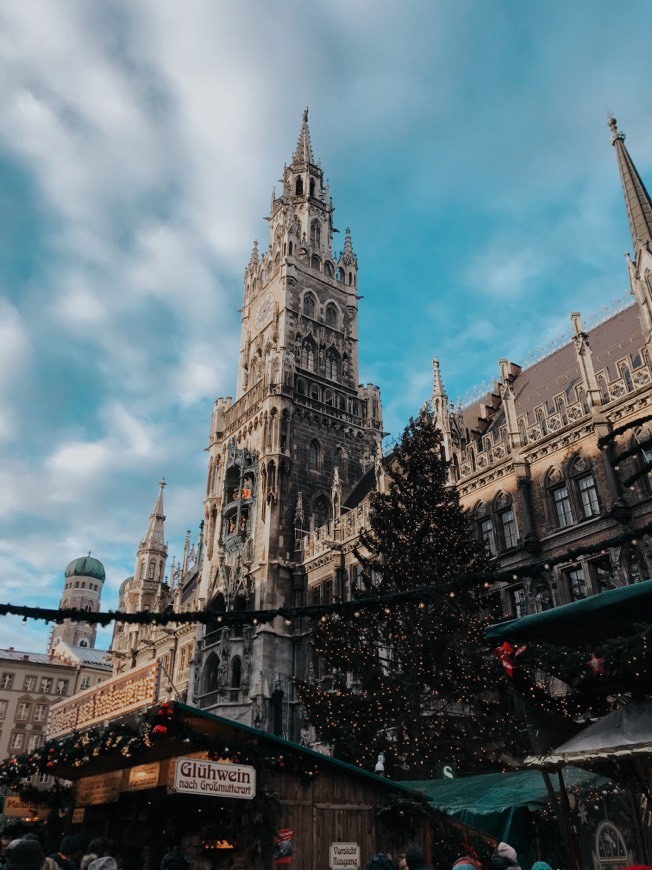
[33,704,48,722]
[23,675,37,692]
[16,702,31,721]
[479,518,496,555]
[1,673,14,690]
[28,734,43,751]
[0,700,7,719]
[553,484,574,527]
[10,732,24,750]
[567,566,587,600]
[56,679,69,696]
[578,474,600,518]
[499,509,518,549]
[39,678,52,693]
[511,586,527,618]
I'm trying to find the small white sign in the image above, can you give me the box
[329,843,360,869]
[173,757,256,800]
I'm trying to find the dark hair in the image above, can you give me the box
[405,844,426,868]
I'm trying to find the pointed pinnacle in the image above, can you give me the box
[292,107,314,166]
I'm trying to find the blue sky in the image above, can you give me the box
[1,0,652,651]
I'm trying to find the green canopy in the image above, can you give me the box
[403,767,610,865]
[485,578,652,644]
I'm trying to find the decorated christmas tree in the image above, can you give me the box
[297,406,525,777]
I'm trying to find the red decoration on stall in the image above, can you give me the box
[587,654,606,676]
[152,724,168,736]
[493,641,527,677]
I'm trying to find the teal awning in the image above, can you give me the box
[403,767,610,862]
[485,578,652,644]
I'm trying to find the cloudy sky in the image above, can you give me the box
[1,0,651,651]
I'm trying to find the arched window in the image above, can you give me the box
[325,349,340,381]
[335,447,348,481]
[301,339,316,372]
[148,562,155,579]
[309,440,321,471]
[324,261,334,277]
[623,544,647,584]
[309,178,315,197]
[324,390,333,406]
[598,374,610,404]
[231,656,242,689]
[202,653,220,694]
[311,254,321,270]
[621,364,634,392]
[295,176,303,196]
[310,220,321,248]
[312,495,331,529]
[303,293,316,318]
[336,267,344,282]
[325,303,337,327]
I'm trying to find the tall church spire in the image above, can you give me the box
[609,115,652,262]
[292,108,314,166]
[142,479,166,551]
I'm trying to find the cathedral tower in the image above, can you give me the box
[194,111,383,736]
[49,555,105,652]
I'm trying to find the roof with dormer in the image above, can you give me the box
[459,303,643,440]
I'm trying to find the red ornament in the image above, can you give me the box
[152,724,168,736]
[493,642,527,677]
[587,654,606,676]
[46,761,55,769]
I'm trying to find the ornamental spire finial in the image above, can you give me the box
[292,107,314,166]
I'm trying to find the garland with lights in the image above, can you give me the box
[1,524,650,628]
[297,408,530,778]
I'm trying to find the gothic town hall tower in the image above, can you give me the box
[192,111,383,738]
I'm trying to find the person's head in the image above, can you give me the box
[366,855,395,870]
[1,834,13,856]
[59,838,83,860]
[7,839,45,870]
[87,860,118,870]
[181,835,202,861]
[453,858,482,870]
[531,863,553,870]
[398,855,407,870]
[404,844,425,870]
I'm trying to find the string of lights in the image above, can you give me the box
[1,522,650,627]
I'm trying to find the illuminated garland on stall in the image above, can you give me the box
[1,522,650,628]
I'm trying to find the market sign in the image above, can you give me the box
[3,795,50,819]
[76,770,123,806]
[172,757,256,800]
[329,843,360,870]
[127,762,160,792]
[48,661,160,738]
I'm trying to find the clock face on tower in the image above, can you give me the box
[254,292,274,329]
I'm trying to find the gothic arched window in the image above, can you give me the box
[301,339,316,372]
[621,364,634,392]
[295,176,303,196]
[324,261,334,277]
[623,544,647,584]
[231,656,242,689]
[310,220,321,249]
[313,495,331,529]
[202,653,220,694]
[303,293,316,318]
[325,303,337,327]
[325,348,340,381]
[336,267,344,282]
[309,440,321,471]
[598,374,610,404]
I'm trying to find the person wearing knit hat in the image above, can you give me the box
[453,858,482,870]
[531,863,553,870]
[489,842,521,870]
[366,855,396,870]
[7,839,45,870]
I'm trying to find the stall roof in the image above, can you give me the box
[526,700,652,767]
[485,579,652,644]
[403,767,610,844]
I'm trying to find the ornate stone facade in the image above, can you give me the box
[190,111,383,738]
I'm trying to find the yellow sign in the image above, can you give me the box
[76,771,123,806]
[48,661,160,738]
[126,762,160,792]
[3,796,51,819]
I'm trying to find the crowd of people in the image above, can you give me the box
[2,830,652,870]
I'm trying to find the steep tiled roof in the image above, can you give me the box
[0,649,65,665]
[461,304,642,439]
